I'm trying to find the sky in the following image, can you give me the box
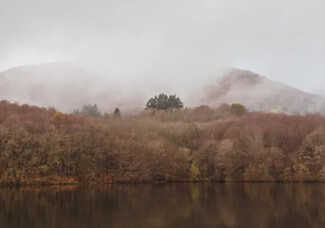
[1,0,325,93]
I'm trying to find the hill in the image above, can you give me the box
[1,64,325,114]
[0,63,145,113]
[201,69,325,114]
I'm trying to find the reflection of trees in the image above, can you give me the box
[1,184,325,228]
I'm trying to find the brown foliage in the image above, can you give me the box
[1,100,325,184]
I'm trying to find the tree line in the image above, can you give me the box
[72,93,184,118]
[1,99,325,185]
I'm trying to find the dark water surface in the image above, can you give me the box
[1,183,325,228]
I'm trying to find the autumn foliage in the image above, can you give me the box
[1,100,325,185]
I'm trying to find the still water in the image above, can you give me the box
[1,183,325,228]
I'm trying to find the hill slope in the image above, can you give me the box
[1,64,325,114]
[0,63,145,113]
[202,69,325,113]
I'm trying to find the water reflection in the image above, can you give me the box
[1,183,325,228]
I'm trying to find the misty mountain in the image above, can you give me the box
[1,63,325,115]
[202,69,325,114]
[0,63,146,113]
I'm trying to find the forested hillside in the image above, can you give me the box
[1,100,325,185]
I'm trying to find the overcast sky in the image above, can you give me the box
[1,0,325,93]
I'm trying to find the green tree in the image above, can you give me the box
[74,104,101,117]
[157,93,169,110]
[146,96,159,109]
[146,93,184,110]
[168,95,184,109]
[113,108,121,117]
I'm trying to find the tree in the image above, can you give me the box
[146,93,184,110]
[157,93,169,110]
[298,130,325,173]
[282,164,312,181]
[244,163,273,182]
[113,108,121,117]
[168,95,184,109]
[146,96,158,110]
[74,104,101,117]
[230,103,247,115]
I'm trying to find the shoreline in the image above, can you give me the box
[2,178,325,187]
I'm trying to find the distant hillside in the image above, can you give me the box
[1,64,325,114]
[202,69,325,114]
[0,63,145,113]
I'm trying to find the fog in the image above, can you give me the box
[1,0,325,111]
[199,69,325,114]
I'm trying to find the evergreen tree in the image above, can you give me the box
[146,93,184,110]
[74,104,101,117]
[168,95,184,109]
[114,108,121,117]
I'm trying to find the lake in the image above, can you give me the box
[1,183,324,228]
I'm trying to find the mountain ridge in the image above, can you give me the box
[1,63,324,114]
[201,68,325,114]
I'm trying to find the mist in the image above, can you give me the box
[198,69,325,114]
[1,0,325,112]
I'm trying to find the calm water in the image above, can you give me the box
[1,183,325,228]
